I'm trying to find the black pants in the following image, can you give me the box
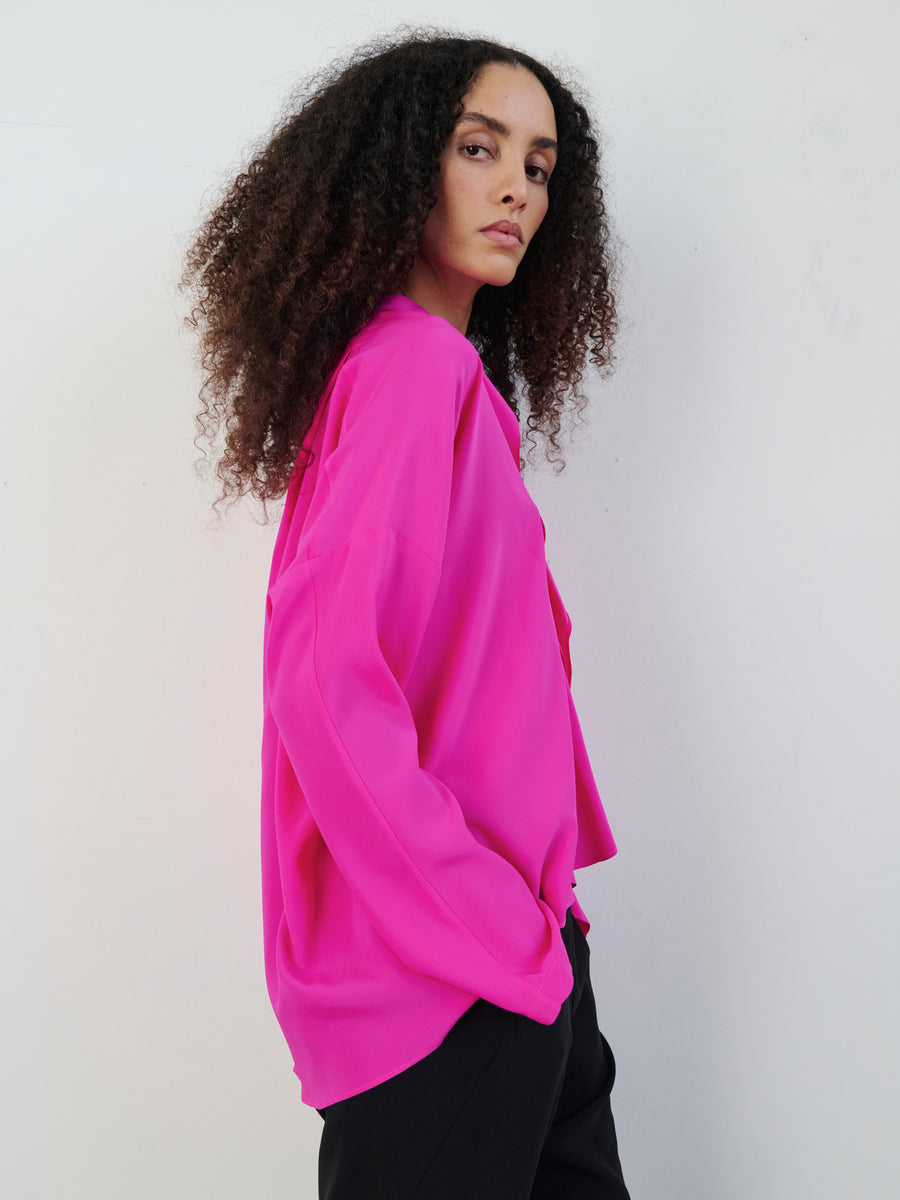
[318,910,630,1199]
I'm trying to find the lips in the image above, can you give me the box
[481,220,523,247]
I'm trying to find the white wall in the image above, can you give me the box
[3,2,898,1196]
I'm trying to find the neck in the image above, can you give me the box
[401,265,478,335]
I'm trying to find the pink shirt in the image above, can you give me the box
[261,294,617,1107]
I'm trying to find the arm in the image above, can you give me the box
[265,332,571,1022]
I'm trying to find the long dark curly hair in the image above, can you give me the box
[181,30,618,507]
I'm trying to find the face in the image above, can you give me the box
[404,61,558,331]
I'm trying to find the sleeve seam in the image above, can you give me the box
[300,526,442,572]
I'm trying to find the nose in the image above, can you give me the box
[495,162,529,209]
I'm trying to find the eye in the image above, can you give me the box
[461,143,492,160]
[525,162,551,184]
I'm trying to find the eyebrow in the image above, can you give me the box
[457,110,558,153]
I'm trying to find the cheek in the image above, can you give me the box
[436,158,482,225]
[418,204,459,267]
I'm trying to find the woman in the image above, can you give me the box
[184,30,629,1200]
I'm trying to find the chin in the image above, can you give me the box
[477,264,520,288]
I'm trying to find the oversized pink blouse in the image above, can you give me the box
[261,294,617,1108]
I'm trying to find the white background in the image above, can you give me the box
[3,1,898,1196]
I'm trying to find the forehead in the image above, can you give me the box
[460,62,557,139]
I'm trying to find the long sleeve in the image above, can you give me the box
[264,324,572,1027]
[261,297,615,1107]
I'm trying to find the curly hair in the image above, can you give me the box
[181,29,618,507]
